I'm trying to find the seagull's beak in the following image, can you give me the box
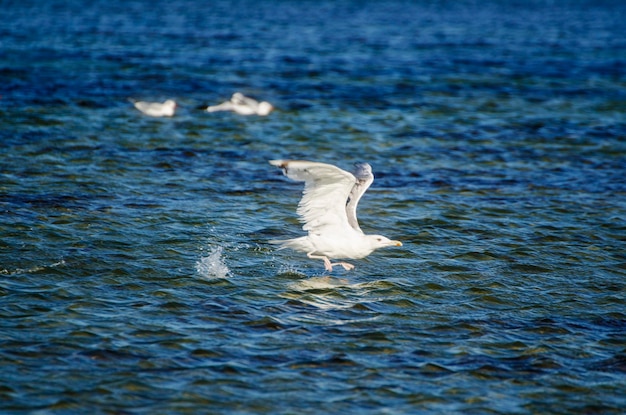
[392,240,402,247]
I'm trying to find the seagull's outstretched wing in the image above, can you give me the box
[346,163,374,233]
[270,160,358,234]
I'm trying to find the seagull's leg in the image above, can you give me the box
[332,262,355,271]
[307,252,333,272]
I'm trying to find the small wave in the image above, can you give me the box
[1,259,66,275]
[196,245,231,279]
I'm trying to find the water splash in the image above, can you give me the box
[196,246,231,279]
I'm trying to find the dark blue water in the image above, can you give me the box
[1,0,625,413]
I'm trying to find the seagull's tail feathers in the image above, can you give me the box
[206,102,234,113]
[268,239,287,249]
[269,236,312,253]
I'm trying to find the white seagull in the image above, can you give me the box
[269,160,402,272]
[131,99,176,117]
[207,92,273,116]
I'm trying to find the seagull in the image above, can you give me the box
[206,92,273,116]
[269,160,402,272]
[131,99,176,117]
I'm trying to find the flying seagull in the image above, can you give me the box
[207,92,273,116]
[269,160,402,272]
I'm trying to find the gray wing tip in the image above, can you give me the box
[352,162,373,180]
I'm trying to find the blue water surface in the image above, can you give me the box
[1,0,625,414]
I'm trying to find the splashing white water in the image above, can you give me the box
[196,246,231,279]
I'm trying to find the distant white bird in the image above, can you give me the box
[131,99,176,117]
[207,92,273,116]
[269,160,402,272]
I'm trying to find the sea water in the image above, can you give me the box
[1,0,625,413]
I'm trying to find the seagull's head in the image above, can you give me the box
[368,235,403,250]
[164,99,177,109]
[257,101,274,116]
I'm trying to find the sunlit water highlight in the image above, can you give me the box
[1,0,625,414]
